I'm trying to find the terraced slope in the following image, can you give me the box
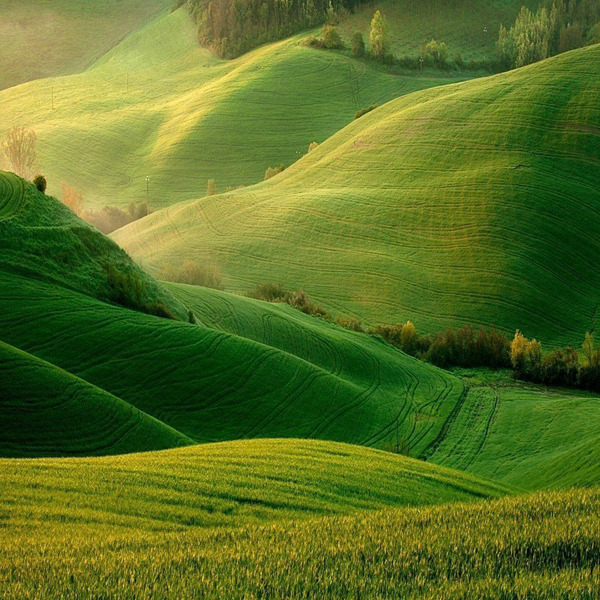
[0,0,170,90]
[0,341,192,457]
[0,8,466,209]
[117,45,600,345]
[0,171,187,320]
[1,482,595,599]
[429,378,600,490]
[338,0,530,60]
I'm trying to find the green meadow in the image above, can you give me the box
[1,0,599,597]
[117,43,600,346]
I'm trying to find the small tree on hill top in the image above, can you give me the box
[321,25,344,49]
[33,175,47,193]
[369,10,389,61]
[2,126,37,179]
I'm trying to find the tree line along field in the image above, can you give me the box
[115,43,600,348]
[0,7,467,212]
[0,0,171,91]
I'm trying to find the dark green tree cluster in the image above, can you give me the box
[185,0,370,58]
[511,331,600,391]
[497,0,600,69]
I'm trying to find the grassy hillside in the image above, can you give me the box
[116,44,600,346]
[0,171,187,320]
[0,341,192,457]
[0,0,170,91]
[0,267,464,455]
[1,482,596,598]
[337,0,532,61]
[0,8,466,210]
[429,374,600,490]
[0,439,509,532]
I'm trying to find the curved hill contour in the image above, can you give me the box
[116,45,600,345]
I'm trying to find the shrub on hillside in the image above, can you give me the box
[247,283,288,302]
[308,141,319,153]
[335,315,365,332]
[351,31,365,57]
[247,284,331,320]
[33,175,47,193]
[160,260,223,290]
[206,179,218,196]
[264,165,285,180]
[321,25,344,49]
[60,182,84,216]
[354,105,379,119]
[83,201,152,234]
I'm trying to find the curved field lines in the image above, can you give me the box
[117,44,600,346]
[0,341,192,457]
[0,8,465,210]
[0,263,464,454]
[0,172,25,220]
[429,383,600,489]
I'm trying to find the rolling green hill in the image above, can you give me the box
[0,171,187,320]
[0,0,170,91]
[429,376,600,490]
[0,7,466,210]
[0,341,192,457]
[0,172,466,456]
[116,44,600,346]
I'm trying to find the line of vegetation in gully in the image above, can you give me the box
[1,0,599,597]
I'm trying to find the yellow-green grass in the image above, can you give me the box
[429,379,600,490]
[1,483,596,599]
[337,0,534,61]
[0,0,170,91]
[0,439,510,533]
[116,44,600,346]
[0,8,467,209]
[0,341,192,457]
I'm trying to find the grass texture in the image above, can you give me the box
[116,44,600,346]
[0,7,466,209]
[0,0,170,91]
[0,482,596,599]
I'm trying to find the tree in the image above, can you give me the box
[33,175,47,193]
[369,10,389,61]
[351,31,365,57]
[510,330,528,372]
[401,321,418,355]
[308,141,319,152]
[60,182,84,215]
[321,25,344,49]
[2,126,37,179]
[207,179,217,196]
[265,165,285,180]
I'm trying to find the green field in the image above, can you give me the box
[0,172,468,457]
[116,44,600,346]
[1,2,599,597]
[0,0,170,91]
[0,8,467,209]
[1,483,596,599]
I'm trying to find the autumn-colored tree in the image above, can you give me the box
[308,141,319,152]
[401,321,418,355]
[510,330,528,372]
[60,182,84,216]
[2,126,37,179]
[369,10,389,61]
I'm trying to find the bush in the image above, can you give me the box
[354,105,379,119]
[308,141,319,153]
[33,175,47,193]
[247,283,288,302]
[206,179,218,196]
[264,165,285,180]
[247,284,331,320]
[60,182,84,216]
[351,31,365,57]
[321,25,344,49]
[335,315,365,332]
[83,202,152,234]
[161,260,223,290]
